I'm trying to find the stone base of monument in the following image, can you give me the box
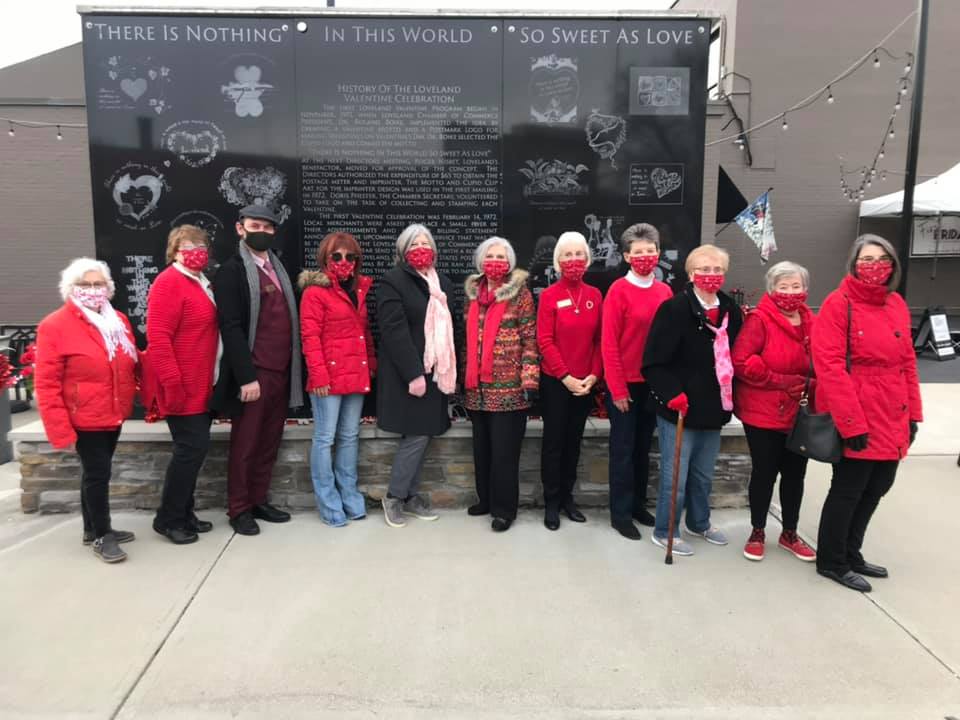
[11,419,751,515]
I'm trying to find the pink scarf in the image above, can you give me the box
[421,268,457,394]
[704,314,734,411]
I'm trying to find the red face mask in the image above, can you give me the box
[693,273,724,293]
[771,290,807,313]
[856,259,893,286]
[327,258,356,282]
[179,247,209,272]
[482,259,511,283]
[629,254,659,277]
[405,246,435,271]
[559,258,587,282]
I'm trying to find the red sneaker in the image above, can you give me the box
[779,530,816,562]
[743,528,765,561]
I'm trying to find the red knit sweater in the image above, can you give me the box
[145,265,219,416]
[601,276,673,401]
[537,278,603,380]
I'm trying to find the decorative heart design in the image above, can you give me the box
[651,167,682,199]
[112,173,163,221]
[120,77,147,101]
[166,130,219,156]
[234,65,262,84]
[585,110,626,167]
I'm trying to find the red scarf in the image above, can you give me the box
[466,278,509,389]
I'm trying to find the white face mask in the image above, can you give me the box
[72,286,109,310]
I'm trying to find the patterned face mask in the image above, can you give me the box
[559,258,587,282]
[856,260,893,285]
[406,246,435,271]
[770,291,807,313]
[72,285,109,310]
[327,258,356,281]
[693,272,724,293]
[629,254,659,277]
[482,259,511,282]
[179,247,209,272]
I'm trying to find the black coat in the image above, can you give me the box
[375,264,457,437]
[642,284,743,430]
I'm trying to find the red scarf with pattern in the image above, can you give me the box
[466,278,508,389]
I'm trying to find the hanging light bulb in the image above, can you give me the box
[889,127,896,139]
[895,98,902,110]
[781,114,788,131]
[873,52,880,68]
[905,56,912,73]
[882,171,887,181]
[827,87,835,104]
[7,122,13,138]
[871,168,877,176]
[900,82,908,95]
[879,148,885,159]
[56,125,62,141]
[867,180,872,187]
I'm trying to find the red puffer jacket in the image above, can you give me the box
[298,270,376,395]
[34,302,139,448]
[812,274,922,460]
[732,293,815,432]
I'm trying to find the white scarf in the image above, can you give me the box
[72,298,138,363]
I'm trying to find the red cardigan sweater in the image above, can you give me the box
[537,278,603,381]
[144,265,220,416]
[601,276,673,401]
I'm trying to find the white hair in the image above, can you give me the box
[395,223,437,264]
[58,257,116,301]
[473,236,516,273]
[765,260,810,293]
[552,231,592,272]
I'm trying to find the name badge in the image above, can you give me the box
[556,298,572,308]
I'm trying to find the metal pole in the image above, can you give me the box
[898,0,930,298]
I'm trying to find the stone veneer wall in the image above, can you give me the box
[14,420,751,515]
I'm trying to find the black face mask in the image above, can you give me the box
[243,231,275,252]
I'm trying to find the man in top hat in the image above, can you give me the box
[212,205,303,535]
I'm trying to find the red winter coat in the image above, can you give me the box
[812,274,923,460]
[142,265,220,417]
[732,293,815,432]
[298,270,376,395]
[34,301,139,449]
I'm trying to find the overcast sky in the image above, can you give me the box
[0,0,674,70]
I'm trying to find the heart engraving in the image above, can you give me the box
[112,173,163,221]
[651,167,682,199]
[120,78,147,101]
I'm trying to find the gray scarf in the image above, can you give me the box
[238,241,303,409]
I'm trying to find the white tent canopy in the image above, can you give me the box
[859,162,960,217]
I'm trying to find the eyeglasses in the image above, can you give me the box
[331,252,358,263]
[75,281,108,289]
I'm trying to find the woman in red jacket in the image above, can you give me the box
[299,232,376,527]
[812,234,922,593]
[601,223,672,540]
[35,258,139,564]
[144,225,220,545]
[537,231,602,531]
[733,261,816,563]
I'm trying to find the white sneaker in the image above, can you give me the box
[687,526,729,546]
[651,533,694,556]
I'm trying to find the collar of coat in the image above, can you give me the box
[683,282,736,323]
[464,269,529,302]
[841,273,891,306]
[755,292,813,337]
[297,269,371,292]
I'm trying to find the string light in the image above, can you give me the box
[781,114,789,131]
[827,87,835,104]
[873,52,880,68]
[56,125,62,141]
[889,127,896,139]
[7,122,13,138]
[879,148,885,159]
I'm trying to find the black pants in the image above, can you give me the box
[469,409,527,521]
[156,413,212,530]
[743,424,809,531]
[76,429,121,538]
[540,374,593,510]
[817,458,898,574]
[605,382,657,524]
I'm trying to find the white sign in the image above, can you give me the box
[910,215,960,257]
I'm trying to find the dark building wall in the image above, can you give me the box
[677,0,960,310]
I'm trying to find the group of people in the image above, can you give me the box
[34,206,922,594]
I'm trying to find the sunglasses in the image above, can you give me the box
[331,252,358,263]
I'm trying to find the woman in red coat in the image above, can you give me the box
[733,261,816,563]
[144,225,220,545]
[537,231,602,531]
[299,232,376,527]
[812,234,922,593]
[35,258,139,564]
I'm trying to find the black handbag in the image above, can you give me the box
[785,302,850,463]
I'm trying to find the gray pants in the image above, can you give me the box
[387,435,431,499]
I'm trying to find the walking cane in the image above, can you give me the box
[665,411,685,565]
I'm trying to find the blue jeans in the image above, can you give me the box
[309,393,366,526]
[654,416,721,539]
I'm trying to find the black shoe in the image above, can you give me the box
[491,517,513,532]
[817,568,872,592]
[152,519,199,545]
[544,506,560,531]
[251,503,291,523]
[230,511,261,536]
[467,503,490,516]
[612,521,642,541]
[851,561,888,578]
[186,513,213,533]
[562,502,586,523]
[92,533,127,563]
[83,529,135,545]
[632,508,656,527]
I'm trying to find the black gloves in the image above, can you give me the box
[909,421,919,446]
[845,433,869,452]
